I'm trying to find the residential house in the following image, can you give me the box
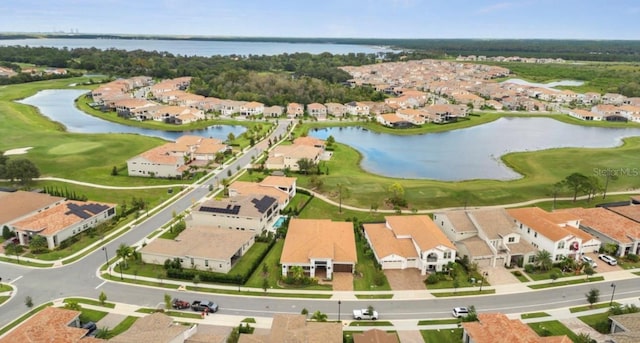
[113,98,156,118]
[377,113,414,128]
[462,313,571,343]
[433,209,536,268]
[566,108,602,121]
[11,200,116,250]
[602,93,626,105]
[363,215,456,274]
[228,176,296,209]
[238,314,342,343]
[286,102,304,117]
[263,105,284,117]
[240,101,265,116]
[0,66,17,78]
[591,104,626,121]
[220,100,245,116]
[293,136,326,150]
[127,144,186,178]
[325,102,347,117]
[0,306,104,343]
[109,312,207,343]
[353,329,399,343]
[0,190,65,229]
[452,93,485,108]
[140,225,255,273]
[424,104,468,123]
[306,103,327,120]
[609,312,640,343]
[506,207,601,262]
[384,95,420,109]
[188,194,279,234]
[345,101,370,116]
[264,145,323,171]
[394,108,427,125]
[558,207,640,257]
[281,219,356,279]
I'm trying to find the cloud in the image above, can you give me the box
[477,2,515,14]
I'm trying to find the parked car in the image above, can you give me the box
[598,254,618,266]
[191,300,219,313]
[82,321,97,336]
[352,308,379,320]
[171,298,191,310]
[581,255,597,268]
[452,307,470,318]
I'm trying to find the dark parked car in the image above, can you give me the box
[191,300,218,313]
[82,321,97,336]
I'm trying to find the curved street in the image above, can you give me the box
[1,118,640,336]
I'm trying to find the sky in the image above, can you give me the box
[1,0,639,40]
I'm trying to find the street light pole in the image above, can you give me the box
[338,300,341,322]
[102,247,111,277]
[479,272,488,292]
[610,283,616,306]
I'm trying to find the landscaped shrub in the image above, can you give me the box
[524,264,535,274]
[513,270,523,277]
[626,254,639,262]
[426,273,440,285]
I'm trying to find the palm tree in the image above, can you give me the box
[535,250,553,272]
[116,243,133,276]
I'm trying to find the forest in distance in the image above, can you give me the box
[1,40,640,103]
[2,33,640,61]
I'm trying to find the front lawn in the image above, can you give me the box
[420,328,463,343]
[527,321,579,341]
[353,238,391,291]
[528,276,605,289]
[578,312,611,334]
[79,308,109,323]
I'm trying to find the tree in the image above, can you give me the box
[584,265,595,280]
[5,158,40,185]
[98,291,107,305]
[310,310,328,322]
[64,300,82,311]
[584,176,601,202]
[116,243,133,270]
[301,308,309,317]
[388,182,406,207]
[25,296,33,308]
[2,225,11,240]
[535,250,553,272]
[336,183,350,213]
[297,158,316,175]
[461,305,478,322]
[601,168,618,199]
[29,235,48,253]
[262,278,269,292]
[111,166,118,176]
[326,135,335,147]
[453,278,460,293]
[561,173,589,202]
[227,132,236,142]
[586,288,600,308]
[164,293,172,310]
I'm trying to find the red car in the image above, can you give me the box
[171,298,191,310]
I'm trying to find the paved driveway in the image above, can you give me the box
[332,272,354,291]
[384,269,426,290]
[479,266,520,286]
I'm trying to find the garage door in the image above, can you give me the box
[381,261,404,269]
[474,257,492,268]
[333,264,353,273]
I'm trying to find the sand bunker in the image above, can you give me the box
[3,147,33,155]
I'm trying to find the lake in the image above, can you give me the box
[0,38,396,57]
[309,119,640,181]
[17,89,246,141]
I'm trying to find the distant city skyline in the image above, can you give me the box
[1,0,639,40]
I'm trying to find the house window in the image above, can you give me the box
[444,251,452,259]
[205,260,209,267]
[527,228,530,234]
[508,237,515,243]
[528,255,535,263]
[534,232,538,238]
[519,223,523,229]
[558,241,565,249]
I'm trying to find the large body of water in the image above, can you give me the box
[309,120,640,181]
[0,38,395,57]
[18,89,246,141]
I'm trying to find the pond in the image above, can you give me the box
[309,118,640,181]
[17,89,246,141]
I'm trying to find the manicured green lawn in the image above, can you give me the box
[349,321,393,326]
[511,271,530,282]
[418,319,461,325]
[0,296,10,305]
[79,308,109,323]
[527,320,579,341]
[228,242,271,275]
[578,312,611,334]
[525,268,580,281]
[107,316,138,338]
[431,289,496,297]
[64,297,115,309]
[245,239,284,288]
[570,302,618,313]
[353,238,391,291]
[355,294,393,299]
[0,284,12,292]
[521,312,551,319]
[420,328,463,343]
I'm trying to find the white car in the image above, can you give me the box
[581,255,598,268]
[352,308,379,320]
[452,307,469,318]
[598,254,618,266]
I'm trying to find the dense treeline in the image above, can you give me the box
[3,34,640,61]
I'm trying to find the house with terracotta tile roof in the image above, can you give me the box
[109,312,202,343]
[0,306,104,343]
[293,136,326,150]
[263,105,284,117]
[281,219,356,279]
[306,103,327,119]
[353,329,400,343]
[228,176,296,209]
[363,215,456,274]
[462,313,571,343]
[286,102,304,117]
[188,194,279,234]
[557,207,640,257]
[433,208,536,268]
[0,190,65,228]
[506,207,601,262]
[140,225,255,273]
[345,101,370,116]
[376,113,413,127]
[325,102,347,117]
[240,101,265,116]
[238,314,342,343]
[127,144,187,178]
[609,312,640,343]
[11,200,116,250]
[394,108,427,125]
[264,145,323,171]
[566,108,602,121]
[424,104,468,123]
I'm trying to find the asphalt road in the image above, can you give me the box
[2,118,640,328]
